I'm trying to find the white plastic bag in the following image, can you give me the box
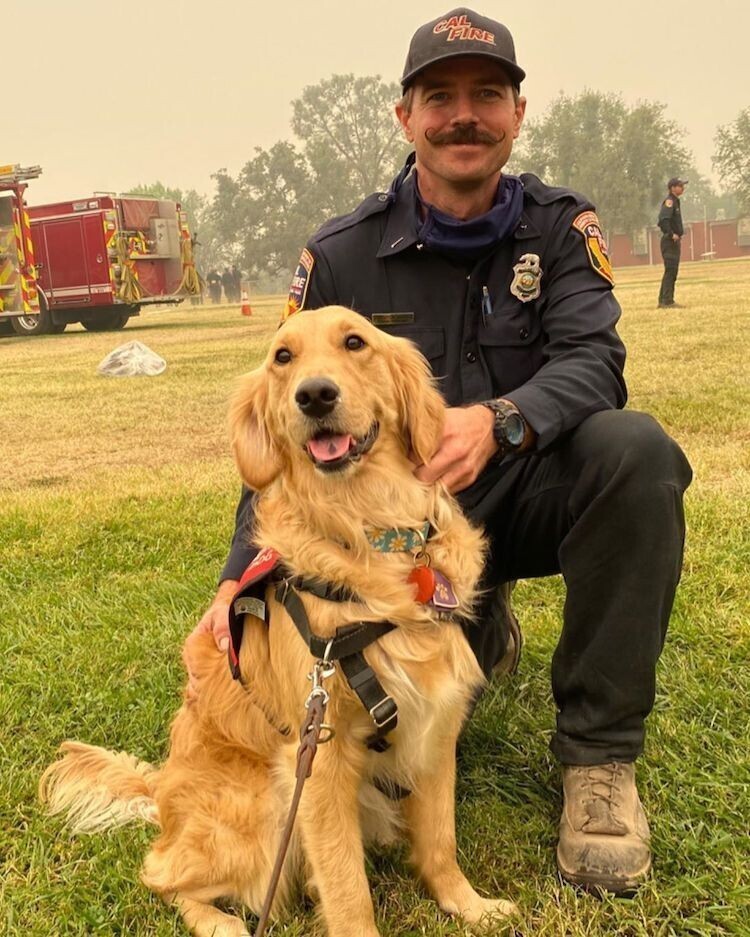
[97,340,166,377]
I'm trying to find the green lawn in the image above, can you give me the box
[1,263,749,936]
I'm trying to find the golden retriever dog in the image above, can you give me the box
[41,306,516,937]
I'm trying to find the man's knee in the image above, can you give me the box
[573,410,692,492]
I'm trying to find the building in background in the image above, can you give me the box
[610,217,750,268]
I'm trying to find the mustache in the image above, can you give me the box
[425,125,505,146]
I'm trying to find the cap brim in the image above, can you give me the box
[401,50,526,90]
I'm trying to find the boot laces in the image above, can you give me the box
[586,762,623,810]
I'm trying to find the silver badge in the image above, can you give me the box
[510,253,543,303]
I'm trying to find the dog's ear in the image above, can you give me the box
[388,337,445,465]
[229,367,282,491]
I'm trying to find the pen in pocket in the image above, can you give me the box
[482,286,493,325]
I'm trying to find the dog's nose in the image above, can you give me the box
[295,378,340,418]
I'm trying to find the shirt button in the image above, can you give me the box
[519,327,529,339]
[416,242,424,251]
[465,351,477,363]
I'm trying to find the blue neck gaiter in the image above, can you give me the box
[415,173,525,259]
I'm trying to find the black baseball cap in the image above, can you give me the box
[401,8,525,91]
[668,177,688,188]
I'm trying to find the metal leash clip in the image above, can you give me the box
[305,639,336,742]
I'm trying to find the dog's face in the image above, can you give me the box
[230,306,446,491]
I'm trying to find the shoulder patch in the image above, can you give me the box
[664,198,674,208]
[572,211,614,286]
[282,248,314,321]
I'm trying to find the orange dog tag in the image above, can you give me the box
[407,566,436,603]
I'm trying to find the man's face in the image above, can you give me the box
[671,184,685,197]
[396,57,526,190]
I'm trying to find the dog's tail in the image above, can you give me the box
[40,741,159,833]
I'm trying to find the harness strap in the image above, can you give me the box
[339,652,398,746]
[285,575,358,603]
[276,582,398,749]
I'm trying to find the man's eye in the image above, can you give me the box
[479,88,501,100]
[427,91,449,104]
[274,347,292,364]
[344,334,366,351]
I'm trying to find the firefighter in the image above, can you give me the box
[221,267,235,304]
[206,269,222,304]
[191,7,692,897]
[657,177,688,308]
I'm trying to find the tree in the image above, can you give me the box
[292,74,410,214]
[714,107,750,215]
[677,171,739,224]
[207,74,410,283]
[512,91,692,235]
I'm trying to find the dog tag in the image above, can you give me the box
[431,571,459,609]
[407,566,436,603]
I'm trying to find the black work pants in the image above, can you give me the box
[458,410,693,765]
[658,237,681,305]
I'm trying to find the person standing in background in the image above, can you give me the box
[657,178,687,309]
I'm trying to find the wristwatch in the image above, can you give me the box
[480,399,527,461]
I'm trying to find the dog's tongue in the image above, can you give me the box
[307,434,353,462]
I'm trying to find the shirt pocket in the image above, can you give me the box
[369,322,446,365]
[478,301,543,395]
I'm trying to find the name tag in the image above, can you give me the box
[371,312,415,326]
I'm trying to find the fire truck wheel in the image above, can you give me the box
[10,293,55,336]
[11,310,52,335]
[82,311,130,332]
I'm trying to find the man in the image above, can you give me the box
[231,264,242,303]
[657,177,688,308]
[195,8,692,895]
[206,268,222,305]
[221,267,235,304]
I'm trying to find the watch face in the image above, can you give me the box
[503,412,525,447]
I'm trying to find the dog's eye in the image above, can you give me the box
[344,334,366,351]
[274,347,292,365]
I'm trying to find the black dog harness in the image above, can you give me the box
[228,548,399,750]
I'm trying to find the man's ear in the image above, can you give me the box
[395,102,415,143]
[513,95,527,139]
[388,336,445,465]
[229,367,282,491]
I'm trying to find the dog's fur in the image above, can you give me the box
[40,307,516,937]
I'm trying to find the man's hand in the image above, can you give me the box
[672,233,680,241]
[185,579,238,700]
[193,578,238,651]
[414,404,497,493]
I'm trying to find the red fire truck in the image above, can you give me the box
[0,163,40,332]
[1,164,200,336]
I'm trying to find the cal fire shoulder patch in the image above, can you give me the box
[282,248,315,322]
[571,210,614,286]
[664,198,674,208]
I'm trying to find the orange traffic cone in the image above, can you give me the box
[241,289,252,317]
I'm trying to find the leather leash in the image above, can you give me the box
[253,657,335,937]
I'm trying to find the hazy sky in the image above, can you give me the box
[8,0,750,205]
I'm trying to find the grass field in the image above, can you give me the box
[1,259,749,936]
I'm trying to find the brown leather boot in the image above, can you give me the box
[557,762,651,894]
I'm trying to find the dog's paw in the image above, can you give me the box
[460,896,518,929]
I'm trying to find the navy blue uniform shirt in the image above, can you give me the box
[658,193,684,238]
[221,165,627,581]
